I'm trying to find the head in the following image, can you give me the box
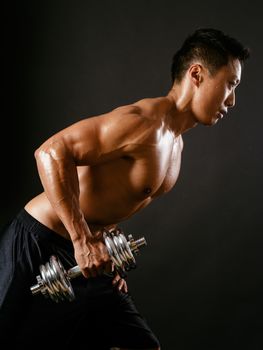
[171,28,250,125]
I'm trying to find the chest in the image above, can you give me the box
[131,139,182,196]
[79,137,182,199]
[105,135,182,199]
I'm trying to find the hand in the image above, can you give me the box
[112,272,128,293]
[74,238,113,278]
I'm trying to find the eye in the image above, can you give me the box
[228,81,237,90]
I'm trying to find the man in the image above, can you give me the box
[0,28,249,349]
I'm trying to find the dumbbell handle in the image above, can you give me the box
[30,233,147,301]
[66,236,146,279]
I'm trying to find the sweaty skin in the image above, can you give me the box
[25,58,241,280]
[25,98,183,278]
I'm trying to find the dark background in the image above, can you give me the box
[2,1,262,349]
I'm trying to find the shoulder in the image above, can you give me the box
[97,103,158,139]
[58,103,150,141]
[88,102,165,157]
[106,104,149,127]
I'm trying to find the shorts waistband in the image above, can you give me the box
[16,208,73,250]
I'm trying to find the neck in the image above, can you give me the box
[165,83,198,135]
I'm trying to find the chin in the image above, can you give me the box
[205,114,220,126]
[201,119,217,126]
[196,113,217,126]
[210,118,219,126]
[195,114,220,126]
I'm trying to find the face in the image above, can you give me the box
[191,58,242,125]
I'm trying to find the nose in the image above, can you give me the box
[225,90,235,108]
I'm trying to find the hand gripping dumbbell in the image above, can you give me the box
[30,229,147,302]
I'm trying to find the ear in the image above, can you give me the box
[188,64,203,87]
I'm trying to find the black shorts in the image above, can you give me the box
[0,209,160,349]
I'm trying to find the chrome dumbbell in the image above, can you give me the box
[30,229,147,302]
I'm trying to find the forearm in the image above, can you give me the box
[34,139,91,243]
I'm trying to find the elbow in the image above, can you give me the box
[34,146,53,170]
[34,139,68,164]
[34,144,51,162]
[34,147,42,161]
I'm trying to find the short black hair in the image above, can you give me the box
[171,28,250,83]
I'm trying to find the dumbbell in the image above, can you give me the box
[30,229,147,302]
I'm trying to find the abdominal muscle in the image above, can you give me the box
[24,190,151,240]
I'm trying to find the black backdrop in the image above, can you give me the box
[2,1,263,349]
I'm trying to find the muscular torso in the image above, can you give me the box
[25,97,183,239]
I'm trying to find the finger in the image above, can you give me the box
[118,279,128,292]
[112,274,120,285]
[123,280,128,293]
[118,278,128,293]
[118,279,124,291]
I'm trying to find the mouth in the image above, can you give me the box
[217,109,227,119]
[216,111,223,119]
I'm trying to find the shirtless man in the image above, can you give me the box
[0,28,249,349]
